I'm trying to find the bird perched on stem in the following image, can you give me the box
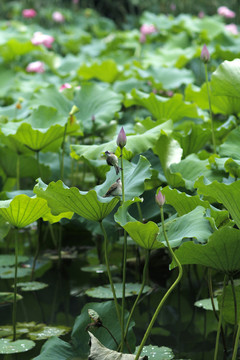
[104,178,122,197]
[105,151,121,175]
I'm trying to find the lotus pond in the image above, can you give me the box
[0,2,240,360]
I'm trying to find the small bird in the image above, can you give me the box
[105,151,120,175]
[104,178,122,197]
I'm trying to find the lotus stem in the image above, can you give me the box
[60,122,68,181]
[12,228,19,341]
[204,63,216,154]
[134,205,183,360]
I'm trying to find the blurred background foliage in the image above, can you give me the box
[0,0,239,27]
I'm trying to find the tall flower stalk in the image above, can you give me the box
[201,44,217,154]
[134,190,183,360]
[116,127,128,352]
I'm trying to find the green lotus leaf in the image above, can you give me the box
[135,344,174,360]
[172,226,240,273]
[0,292,22,304]
[32,336,78,360]
[158,206,212,248]
[195,176,240,229]
[28,325,71,340]
[0,195,50,228]
[85,283,151,299]
[211,59,240,98]
[70,121,172,161]
[0,338,35,354]
[34,179,119,222]
[77,59,120,83]
[224,158,240,178]
[142,46,196,68]
[42,210,74,224]
[0,39,37,62]
[219,126,240,160]
[0,217,10,241]
[0,267,31,279]
[124,89,199,121]
[16,282,48,292]
[194,298,218,311]
[185,83,240,115]
[0,255,28,267]
[74,83,123,134]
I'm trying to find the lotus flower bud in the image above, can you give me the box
[201,44,210,63]
[155,190,165,207]
[116,127,127,149]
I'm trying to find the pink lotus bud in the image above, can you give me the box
[170,3,176,11]
[52,11,65,23]
[217,6,235,18]
[140,24,156,36]
[225,23,238,35]
[140,33,146,43]
[201,44,210,63]
[31,32,55,48]
[155,190,165,207]
[26,61,45,73]
[22,8,37,18]
[59,83,72,92]
[116,127,127,149]
[72,0,79,3]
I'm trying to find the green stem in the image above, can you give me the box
[60,122,68,181]
[99,220,121,324]
[124,250,150,341]
[136,202,143,222]
[36,150,42,179]
[214,275,228,360]
[120,148,127,352]
[204,63,216,154]
[134,206,183,360]
[12,228,19,341]
[57,225,62,268]
[16,153,20,190]
[230,276,238,336]
[232,318,240,360]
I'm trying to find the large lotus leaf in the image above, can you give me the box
[219,126,240,160]
[185,83,240,115]
[211,59,240,98]
[0,39,37,62]
[194,298,218,311]
[88,332,146,360]
[71,301,135,356]
[33,336,77,360]
[0,66,18,97]
[30,86,73,116]
[17,282,48,292]
[34,179,119,222]
[85,283,151,298]
[161,186,229,228]
[74,83,123,134]
[142,46,196,68]
[42,210,73,224]
[0,266,31,279]
[134,66,194,89]
[77,59,120,83]
[173,123,211,158]
[153,132,185,188]
[218,285,240,325]
[0,195,49,228]
[95,156,152,201]
[158,206,213,248]
[172,226,240,273]
[0,339,35,354]
[114,198,160,249]
[70,121,172,161]
[0,292,22,304]
[0,147,50,179]
[124,89,199,121]
[0,255,28,267]
[135,344,174,360]
[28,325,70,340]
[0,217,10,240]
[195,176,240,229]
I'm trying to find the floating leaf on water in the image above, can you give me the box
[0,255,29,267]
[16,282,48,292]
[80,264,117,273]
[0,338,35,354]
[0,325,29,338]
[0,292,22,304]
[135,344,174,359]
[194,298,219,311]
[0,266,31,279]
[85,283,152,299]
[28,325,71,340]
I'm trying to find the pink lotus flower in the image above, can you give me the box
[140,24,156,36]
[198,11,205,18]
[201,44,210,63]
[31,32,55,48]
[26,61,45,73]
[59,83,72,92]
[217,6,235,18]
[72,0,79,3]
[52,11,65,23]
[225,23,238,35]
[116,127,127,149]
[155,190,165,207]
[22,8,37,18]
